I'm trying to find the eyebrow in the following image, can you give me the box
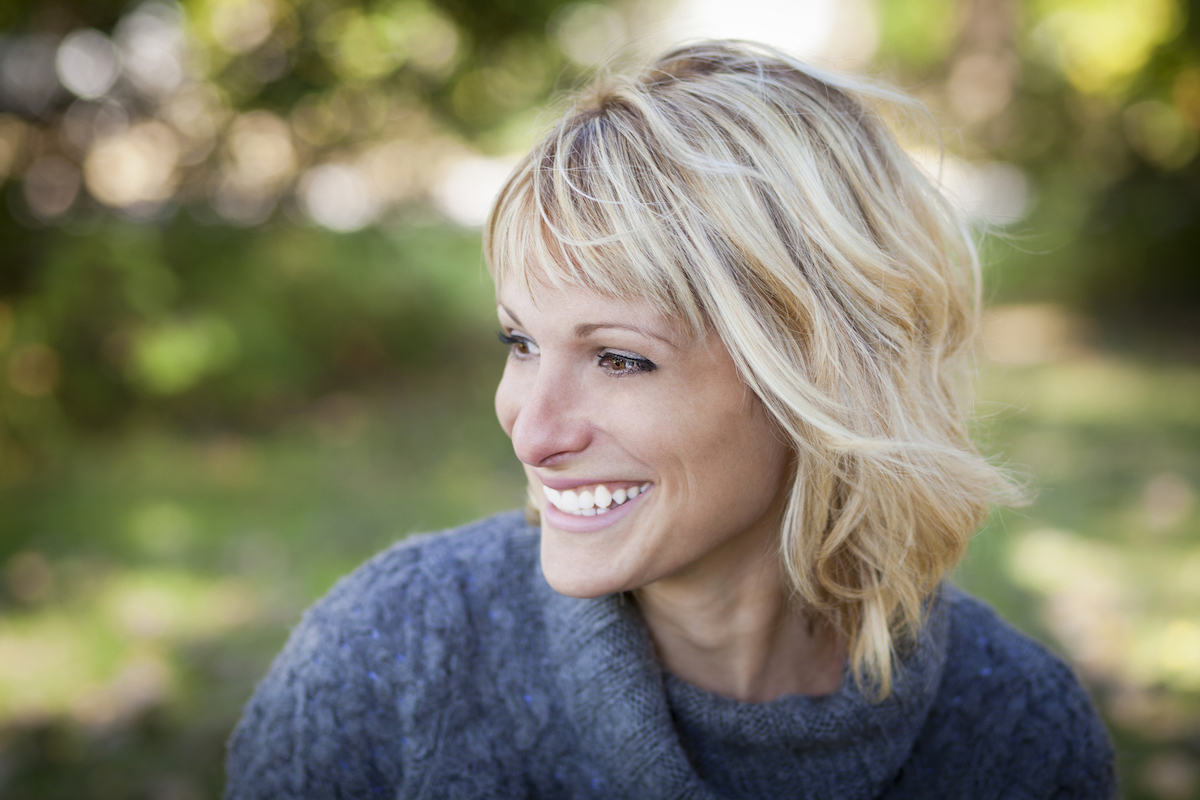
[573,322,679,349]
[499,304,679,349]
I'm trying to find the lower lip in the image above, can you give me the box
[541,487,651,533]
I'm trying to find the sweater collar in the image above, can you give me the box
[540,563,950,800]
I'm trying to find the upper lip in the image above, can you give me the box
[534,475,648,491]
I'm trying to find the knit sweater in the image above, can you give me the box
[226,511,1116,799]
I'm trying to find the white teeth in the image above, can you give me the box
[541,482,651,516]
[594,485,612,508]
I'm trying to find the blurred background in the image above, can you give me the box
[0,0,1197,796]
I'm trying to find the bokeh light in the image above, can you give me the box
[22,156,81,220]
[665,0,879,63]
[129,316,240,395]
[55,29,122,100]
[114,1,189,98]
[84,121,180,210]
[208,0,278,54]
[912,150,1032,225]
[550,2,626,67]
[432,154,521,227]
[1035,0,1181,95]
[213,111,296,224]
[299,163,378,231]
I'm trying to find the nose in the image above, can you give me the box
[496,361,591,468]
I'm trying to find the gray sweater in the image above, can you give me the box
[226,511,1116,799]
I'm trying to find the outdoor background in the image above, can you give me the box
[0,0,1198,796]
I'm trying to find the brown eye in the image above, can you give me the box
[598,352,655,376]
[496,330,536,358]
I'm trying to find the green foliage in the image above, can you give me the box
[876,0,960,67]
[875,0,1200,324]
[0,217,494,439]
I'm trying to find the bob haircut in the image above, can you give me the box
[484,40,1021,699]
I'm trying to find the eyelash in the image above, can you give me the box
[497,330,533,356]
[598,351,656,377]
[496,330,657,377]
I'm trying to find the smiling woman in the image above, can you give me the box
[226,41,1115,799]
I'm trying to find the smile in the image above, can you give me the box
[542,483,652,516]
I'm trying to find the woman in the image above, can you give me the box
[227,41,1115,798]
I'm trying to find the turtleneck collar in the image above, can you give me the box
[540,571,950,800]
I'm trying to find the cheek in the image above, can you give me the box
[697,400,789,505]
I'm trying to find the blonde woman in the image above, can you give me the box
[228,41,1114,798]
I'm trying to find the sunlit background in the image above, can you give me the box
[0,0,1197,796]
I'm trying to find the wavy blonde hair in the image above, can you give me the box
[484,40,1022,698]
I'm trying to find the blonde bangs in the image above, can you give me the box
[485,114,712,338]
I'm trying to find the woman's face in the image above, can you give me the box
[494,277,792,598]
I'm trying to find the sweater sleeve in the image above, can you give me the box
[895,590,1117,800]
[1033,657,1117,800]
[225,542,431,799]
[979,615,1116,800]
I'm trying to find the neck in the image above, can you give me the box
[634,525,846,703]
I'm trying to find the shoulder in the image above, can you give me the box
[938,585,1103,734]
[225,511,540,799]
[279,508,540,689]
[306,509,538,628]
[319,508,536,606]
[895,585,1116,799]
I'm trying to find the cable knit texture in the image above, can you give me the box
[226,511,1116,799]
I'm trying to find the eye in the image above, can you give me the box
[497,330,536,358]
[598,351,656,376]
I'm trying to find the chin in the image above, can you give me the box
[540,569,613,599]
[539,529,633,599]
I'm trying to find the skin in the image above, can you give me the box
[494,278,846,702]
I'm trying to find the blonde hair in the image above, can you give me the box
[484,40,1022,698]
